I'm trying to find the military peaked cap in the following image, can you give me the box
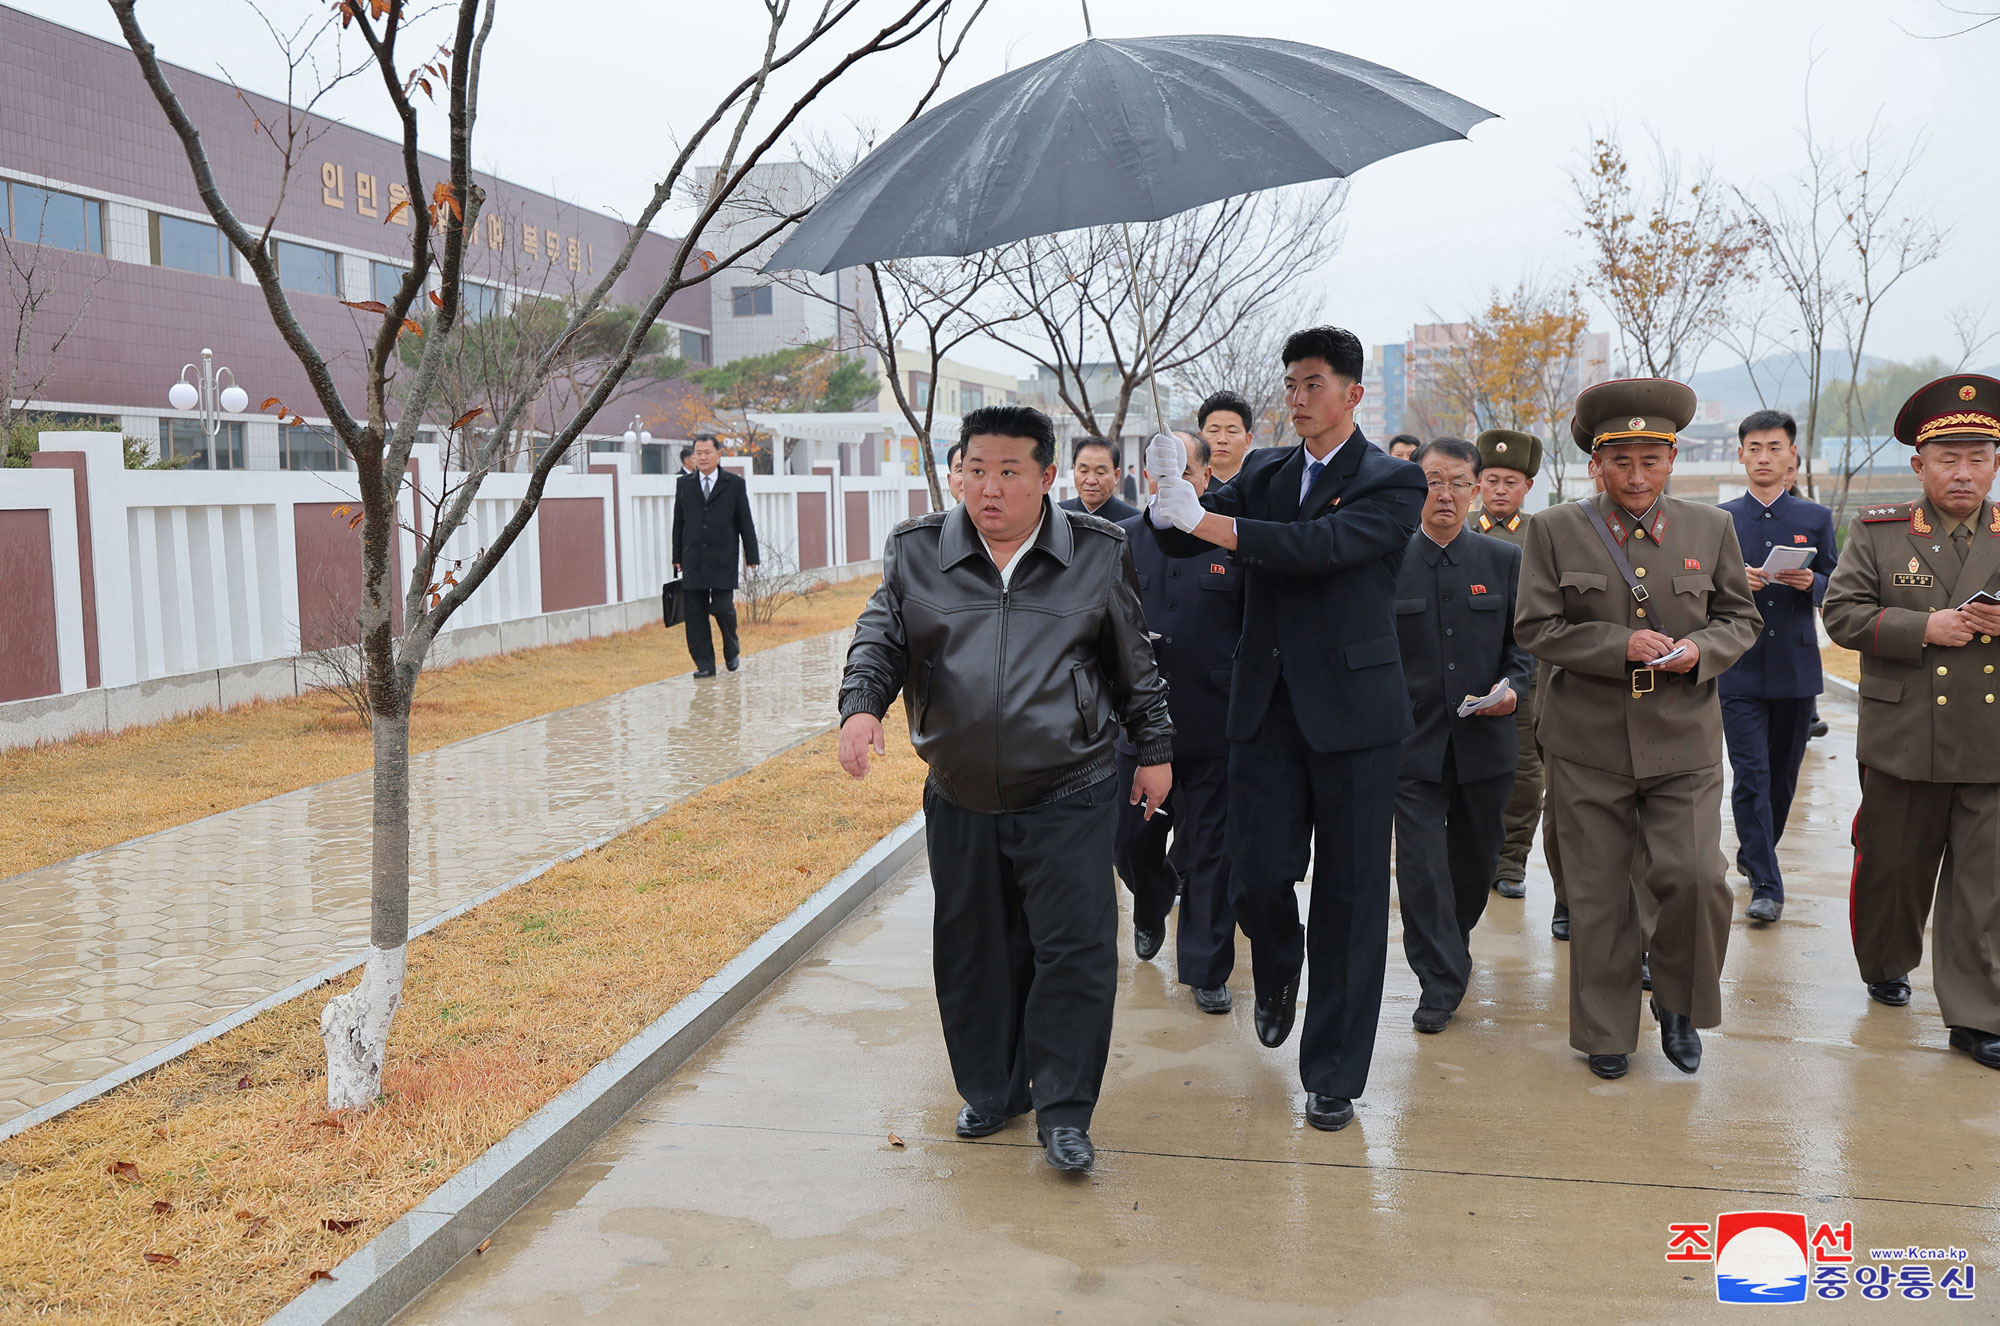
[1475,429,1543,477]
[1568,378,1697,456]
[1892,374,2000,448]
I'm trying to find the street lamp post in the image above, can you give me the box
[621,414,653,471]
[167,347,248,470]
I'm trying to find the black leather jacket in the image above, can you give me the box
[840,500,1174,813]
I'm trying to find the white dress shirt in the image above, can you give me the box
[978,507,1045,591]
[1299,431,1354,503]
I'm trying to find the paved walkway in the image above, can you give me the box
[407,690,2000,1323]
[0,632,850,1124]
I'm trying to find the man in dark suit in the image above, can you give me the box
[1720,409,1838,923]
[1146,325,1426,1132]
[1392,438,1534,1032]
[1061,437,1140,523]
[1115,433,1245,1013]
[671,436,760,678]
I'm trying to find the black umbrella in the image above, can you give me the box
[767,34,1495,275]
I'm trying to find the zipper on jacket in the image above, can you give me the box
[994,580,1009,810]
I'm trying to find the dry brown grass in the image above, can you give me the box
[1821,643,1862,685]
[0,704,922,1323]
[0,578,878,876]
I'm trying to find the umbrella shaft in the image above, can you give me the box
[1118,222,1167,440]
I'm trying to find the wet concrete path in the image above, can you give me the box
[0,633,849,1124]
[408,689,2000,1323]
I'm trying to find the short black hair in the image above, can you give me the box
[1197,390,1254,433]
[690,436,719,453]
[1388,433,1422,451]
[1414,437,1481,474]
[1739,409,1798,444]
[946,439,967,468]
[961,405,1056,468]
[1281,325,1364,382]
[1176,431,1212,466]
[1072,436,1120,469]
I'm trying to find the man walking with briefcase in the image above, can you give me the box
[672,437,761,677]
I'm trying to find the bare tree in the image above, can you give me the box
[113,0,983,1110]
[1570,131,1756,382]
[1,191,110,463]
[1166,293,1302,451]
[989,184,1347,466]
[1949,303,1996,372]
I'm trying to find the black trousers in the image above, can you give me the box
[1723,694,1815,899]
[1115,751,1235,989]
[1393,748,1513,1011]
[682,586,739,670]
[1228,680,1399,1100]
[923,775,1119,1130]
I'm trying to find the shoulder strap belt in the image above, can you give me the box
[1580,502,1673,637]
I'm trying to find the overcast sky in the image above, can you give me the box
[34,0,2000,380]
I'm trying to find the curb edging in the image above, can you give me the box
[265,811,926,1326]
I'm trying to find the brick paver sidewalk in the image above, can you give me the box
[0,632,850,1125]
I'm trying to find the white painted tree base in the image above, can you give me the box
[320,944,407,1110]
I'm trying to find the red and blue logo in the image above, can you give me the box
[1714,1211,1809,1303]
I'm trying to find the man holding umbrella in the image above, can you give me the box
[1147,326,1426,1131]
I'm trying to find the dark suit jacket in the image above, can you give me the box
[1115,512,1244,760]
[1718,491,1839,699]
[1393,529,1535,783]
[672,468,760,591]
[1061,494,1141,524]
[1152,430,1427,754]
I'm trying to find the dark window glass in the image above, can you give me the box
[281,424,351,471]
[731,285,772,317]
[370,260,408,307]
[155,213,234,277]
[4,182,102,252]
[275,239,340,297]
[680,329,709,363]
[159,418,245,470]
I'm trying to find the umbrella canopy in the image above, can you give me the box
[767,34,1494,275]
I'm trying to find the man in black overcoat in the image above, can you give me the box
[1145,326,1426,1132]
[672,436,761,677]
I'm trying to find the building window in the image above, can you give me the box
[159,418,245,470]
[151,213,236,278]
[913,377,931,408]
[274,238,341,297]
[680,329,709,363]
[730,285,773,317]
[280,423,351,471]
[461,281,501,322]
[370,260,408,307]
[959,384,983,412]
[1,180,104,253]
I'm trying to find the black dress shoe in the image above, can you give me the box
[1641,953,1652,991]
[1037,1124,1094,1171]
[1493,877,1527,899]
[1133,926,1164,961]
[955,1104,1009,1138]
[1810,717,1830,739]
[1654,999,1702,1073]
[1949,1026,2000,1069]
[1550,902,1570,941]
[1254,980,1298,1048]
[725,655,740,672]
[1587,1053,1629,1080]
[1305,1093,1354,1131]
[692,667,717,678]
[1193,985,1232,1014]
[1746,894,1784,923]
[1868,977,1912,1007]
[1412,1005,1452,1034]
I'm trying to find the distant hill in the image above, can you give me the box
[1686,354,2000,422]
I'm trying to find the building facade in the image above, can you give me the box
[0,5,708,472]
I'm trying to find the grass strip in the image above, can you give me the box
[0,703,922,1323]
[0,579,878,876]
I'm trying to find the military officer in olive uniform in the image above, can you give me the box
[1471,429,1551,908]
[1515,380,1762,1081]
[1821,374,2000,1071]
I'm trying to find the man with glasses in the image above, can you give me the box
[1391,438,1535,1033]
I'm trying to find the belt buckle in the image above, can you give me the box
[1630,667,1656,698]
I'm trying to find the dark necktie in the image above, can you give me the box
[1952,523,1972,566]
[1306,459,1324,496]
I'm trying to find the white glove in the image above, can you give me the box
[1150,476,1206,532]
[1145,432,1185,486]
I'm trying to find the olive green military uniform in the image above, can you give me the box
[1473,429,1552,900]
[1515,387,1762,1057]
[1821,377,2000,1041]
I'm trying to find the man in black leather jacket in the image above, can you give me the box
[838,405,1173,1174]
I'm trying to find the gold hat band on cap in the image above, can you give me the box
[1592,428,1679,445]
[1914,413,2000,445]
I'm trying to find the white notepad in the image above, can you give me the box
[1758,546,1816,574]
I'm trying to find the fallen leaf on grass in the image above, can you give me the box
[151,1200,173,1216]
[107,1160,139,1183]
[796,865,813,875]
[887,1132,904,1148]
[242,1217,268,1238]
[151,1127,167,1140]
[321,1218,362,1234]
[236,1075,252,1089]
[309,1115,343,1129]
[307,1269,336,1284]
[142,1252,179,1266]
[233,1210,254,1220]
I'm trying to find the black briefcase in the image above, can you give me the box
[661,578,685,628]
